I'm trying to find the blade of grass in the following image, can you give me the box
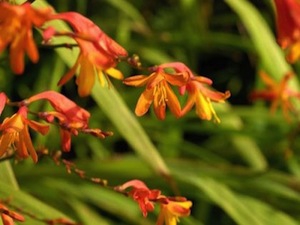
[175,171,299,225]
[0,182,75,224]
[0,161,19,190]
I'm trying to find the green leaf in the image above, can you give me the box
[0,182,75,225]
[0,161,19,190]
[178,173,299,225]
[68,198,111,225]
[231,134,267,171]
[103,0,151,35]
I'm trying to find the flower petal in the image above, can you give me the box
[165,83,181,118]
[135,88,154,116]
[123,75,151,87]
[76,57,95,97]
[105,67,124,80]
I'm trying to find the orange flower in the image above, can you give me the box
[274,0,300,62]
[27,90,90,127]
[50,12,128,96]
[0,2,52,74]
[123,65,188,120]
[26,91,90,151]
[117,179,193,225]
[0,106,49,162]
[0,202,25,225]
[156,197,192,225]
[166,63,230,123]
[181,77,230,123]
[250,71,300,120]
[116,179,162,217]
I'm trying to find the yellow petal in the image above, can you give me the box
[195,91,213,120]
[97,70,107,86]
[105,67,124,80]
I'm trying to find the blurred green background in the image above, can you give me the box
[2,0,300,225]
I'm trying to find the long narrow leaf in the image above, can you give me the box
[0,161,19,190]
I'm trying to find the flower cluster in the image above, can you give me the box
[115,180,192,225]
[0,2,230,123]
[124,62,230,122]
[0,2,127,97]
[0,91,112,162]
[0,2,52,74]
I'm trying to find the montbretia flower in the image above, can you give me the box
[181,76,230,123]
[26,90,90,128]
[26,91,90,151]
[50,12,128,96]
[116,179,162,217]
[156,197,192,225]
[0,2,52,74]
[250,71,300,120]
[123,65,188,120]
[163,62,230,123]
[117,179,192,225]
[0,106,49,162]
[273,0,300,62]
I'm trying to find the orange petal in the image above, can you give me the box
[76,58,96,97]
[123,75,151,87]
[0,133,14,157]
[259,71,277,89]
[153,93,166,120]
[135,88,154,116]
[58,56,80,86]
[26,119,50,135]
[25,29,39,63]
[181,84,197,116]
[9,36,25,74]
[1,214,14,225]
[164,73,188,86]
[60,129,71,152]
[165,83,181,118]
[21,126,38,163]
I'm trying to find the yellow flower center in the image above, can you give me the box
[153,82,167,106]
